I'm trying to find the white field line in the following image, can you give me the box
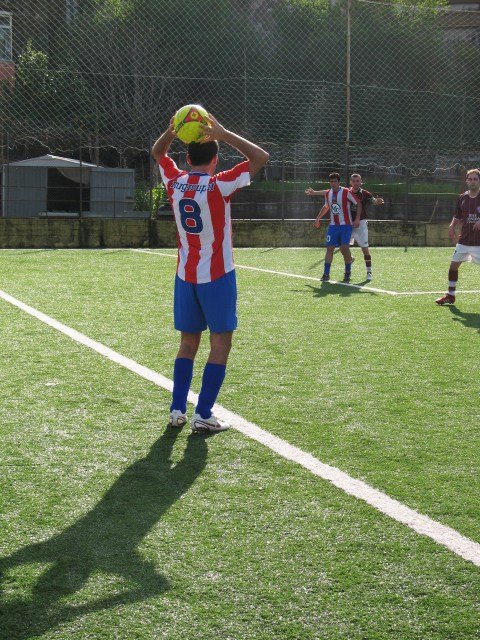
[395,290,480,296]
[232,247,451,251]
[130,249,399,295]
[1,287,479,568]
[132,249,480,297]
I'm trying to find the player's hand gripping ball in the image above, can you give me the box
[173,104,209,144]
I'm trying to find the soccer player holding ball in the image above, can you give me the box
[152,111,269,433]
[436,168,480,305]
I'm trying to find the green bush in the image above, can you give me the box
[134,183,167,215]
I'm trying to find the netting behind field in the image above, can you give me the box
[348,0,480,172]
[1,0,479,219]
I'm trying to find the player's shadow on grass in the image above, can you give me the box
[308,248,341,271]
[447,305,480,333]
[0,428,207,640]
[303,282,379,298]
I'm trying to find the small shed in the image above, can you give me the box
[1,154,135,218]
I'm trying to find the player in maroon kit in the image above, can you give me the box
[436,168,480,305]
[348,174,384,281]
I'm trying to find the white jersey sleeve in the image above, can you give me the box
[214,161,251,198]
[158,155,185,187]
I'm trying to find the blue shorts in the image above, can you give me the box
[174,270,238,333]
[326,224,353,247]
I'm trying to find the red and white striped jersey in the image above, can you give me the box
[325,187,359,225]
[159,156,250,283]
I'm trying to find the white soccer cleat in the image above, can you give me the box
[191,413,230,434]
[366,271,372,281]
[169,409,187,428]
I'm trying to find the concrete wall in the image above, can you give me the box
[232,220,435,247]
[0,218,452,249]
[425,222,451,247]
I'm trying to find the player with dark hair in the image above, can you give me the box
[186,140,219,166]
[307,174,383,281]
[436,168,480,305]
[152,114,269,433]
[348,174,384,281]
[306,173,362,283]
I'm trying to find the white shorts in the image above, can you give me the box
[351,219,369,248]
[452,244,480,264]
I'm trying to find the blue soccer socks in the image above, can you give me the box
[195,362,227,419]
[171,359,227,419]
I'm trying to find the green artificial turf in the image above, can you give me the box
[0,248,479,640]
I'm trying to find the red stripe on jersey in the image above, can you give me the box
[207,181,226,281]
[159,155,184,181]
[342,189,351,225]
[183,174,202,284]
[215,161,250,201]
[215,160,250,182]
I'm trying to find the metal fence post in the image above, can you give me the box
[79,136,83,217]
[345,0,352,180]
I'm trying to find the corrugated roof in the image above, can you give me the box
[5,154,98,168]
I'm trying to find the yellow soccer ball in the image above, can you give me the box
[173,104,209,144]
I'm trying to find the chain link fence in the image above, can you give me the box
[1,0,479,220]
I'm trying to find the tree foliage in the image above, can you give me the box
[5,0,479,164]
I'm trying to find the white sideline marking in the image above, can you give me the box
[232,264,400,295]
[130,249,399,295]
[1,287,479,568]
[395,290,480,296]
[132,249,480,297]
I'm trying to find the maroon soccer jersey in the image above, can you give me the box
[454,191,480,246]
[349,188,373,221]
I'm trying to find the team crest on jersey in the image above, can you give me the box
[331,203,342,214]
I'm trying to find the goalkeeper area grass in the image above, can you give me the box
[0,247,479,640]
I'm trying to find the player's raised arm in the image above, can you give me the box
[305,188,327,197]
[151,118,176,162]
[201,114,269,178]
